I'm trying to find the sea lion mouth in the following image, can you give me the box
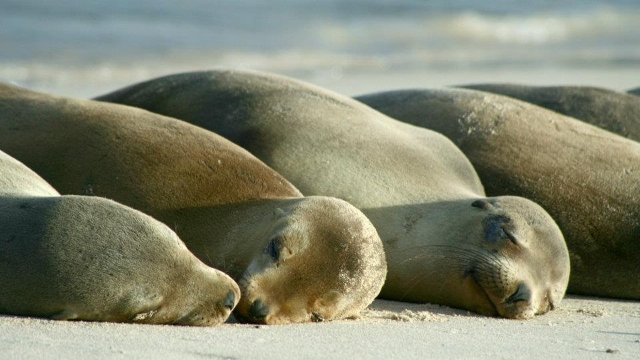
[465,267,500,317]
[476,283,501,317]
[248,299,270,321]
[234,272,270,324]
[233,299,270,324]
[470,275,536,319]
[311,311,324,322]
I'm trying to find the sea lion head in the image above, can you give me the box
[380,195,569,320]
[233,196,387,324]
[462,196,570,319]
[167,259,241,327]
[0,193,241,326]
[57,196,244,327]
[76,197,243,327]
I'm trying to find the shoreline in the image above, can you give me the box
[2,65,637,99]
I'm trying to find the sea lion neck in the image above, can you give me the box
[158,198,303,279]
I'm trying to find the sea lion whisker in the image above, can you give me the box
[397,244,501,266]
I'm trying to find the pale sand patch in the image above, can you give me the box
[2,296,639,360]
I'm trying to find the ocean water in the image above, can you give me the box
[1,0,639,96]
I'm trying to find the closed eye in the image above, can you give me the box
[264,237,281,261]
[484,215,518,245]
[502,227,518,245]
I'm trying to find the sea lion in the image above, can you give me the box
[0,149,239,326]
[96,70,570,319]
[0,83,386,325]
[458,84,640,141]
[356,87,640,299]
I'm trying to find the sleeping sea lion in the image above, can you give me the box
[0,83,386,324]
[95,70,570,319]
[0,149,239,325]
[357,87,640,299]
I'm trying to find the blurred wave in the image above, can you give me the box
[1,0,638,95]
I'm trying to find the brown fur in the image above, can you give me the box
[0,83,386,324]
[357,88,640,299]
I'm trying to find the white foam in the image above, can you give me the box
[2,2,638,98]
[445,7,633,44]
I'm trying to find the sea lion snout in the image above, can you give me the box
[471,199,493,210]
[223,291,237,311]
[497,281,560,319]
[504,283,531,304]
[248,299,270,322]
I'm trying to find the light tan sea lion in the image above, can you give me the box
[459,84,640,141]
[96,70,570,319]
[356,87,640,299]
[0,83,386,324]
[0,149,239,326]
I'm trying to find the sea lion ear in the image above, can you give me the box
[471,199,493,210]
[274,208,287,217]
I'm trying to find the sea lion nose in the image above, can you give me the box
[471,199,493,210]
[223,291,236,310]
[505,283,531,304]
[249,299,270,320]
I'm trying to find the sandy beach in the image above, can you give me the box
[2,68,638,360]
[2,1,639,359]
[3,296,639,360]
[3,67,638,359]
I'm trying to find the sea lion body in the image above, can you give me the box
[0,83,386,324]
[459,84,640,141]
[96,70,570,319]
[357,88,640,299]
[0,150,239,325]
